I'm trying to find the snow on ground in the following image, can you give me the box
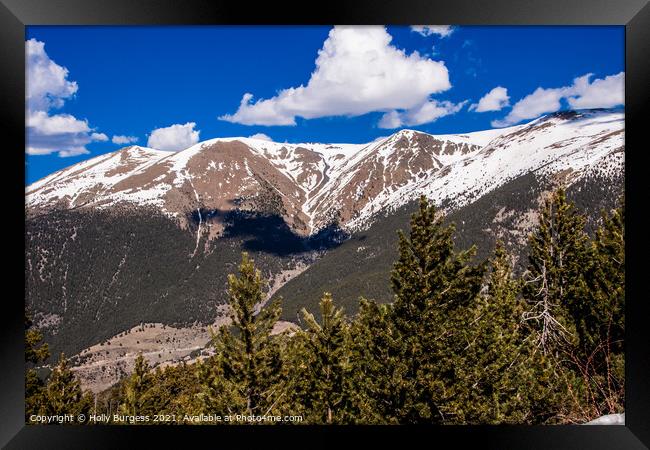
[585,413,625,425]
[345,110,624,231]
[26,146,174,208]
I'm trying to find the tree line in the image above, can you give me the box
[25,188,624,424]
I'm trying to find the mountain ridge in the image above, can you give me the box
[26,109,623,239]
[26,116,525,234]
[25,108,625,372]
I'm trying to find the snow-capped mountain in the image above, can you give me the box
[26,109,624,236]
[25,108,625,362]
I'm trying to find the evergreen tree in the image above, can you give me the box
[118,353,153,416]
[131,363,204,417]
[569,201,625,417]
[348,297,400,424]
[522,188,589,355]
[25,314,49,365]
[40,353,93,417]
[463,241,562,424]
[581,201,625,354]
[522,189,625,421]
[355,196,485,423]
[25,313,50,420]
[290,293,352,423]
[198,252,285,419]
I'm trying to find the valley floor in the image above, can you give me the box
[70,313,298,393]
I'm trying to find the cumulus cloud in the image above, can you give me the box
[112,135,138,145]
[25,111,108,157]
[566,72,625,109]
[377,111,403,129]
[410,25,454,38]
[378,100,467,129]
[90,132,109,141]
[492,72,624,127]
[27,110,89,135]
[26,39,78,111]
[219,26,452,127]
[469,86,510,112]
[147,122,200,151]
[26,128,109,157]
[248,133,272,141]
[493,87,565,128]
[26,39,108,157]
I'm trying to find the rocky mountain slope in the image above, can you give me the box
[25,108,624,360]
[27,109,623,234]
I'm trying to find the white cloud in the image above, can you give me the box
[90,132,109,142]
[147,122,200,151]
[378,100,467,129]
[25,111,108,158]
[27,110,89,135]
[566,72,624,109]
[112,135,138,145]
[57,147,91,158]
[248,133,272,141]
[377,111,403,129]
[469,86,510,112]
[27,146,88,157]
[492,72,624,127]
[26,38,78,111]
[491,87,564,127]
[219,26,451,126]
[26,39,108,157]
[410,25,454,38]
[27,135,91,157]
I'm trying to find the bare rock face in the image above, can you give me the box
[164,140,311,234]
[304,130,483,229]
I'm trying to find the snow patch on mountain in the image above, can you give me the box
[26,109,624,238]
[344,110,623,231]
[26,146,174,208]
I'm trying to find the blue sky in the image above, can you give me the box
[25,25,624,184]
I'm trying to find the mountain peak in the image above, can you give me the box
[388,129,431,139]
[26,108,624,237]
[539,107,623,123]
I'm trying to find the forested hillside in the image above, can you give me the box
[26,190,625,424]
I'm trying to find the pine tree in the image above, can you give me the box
[25,314,49,365]
[118,353,152,416]
[355,196,485,423]
[521,189,625,422]
[348,297,399,424]
[290,293,352,423]
[464,241,523,423]
[40,353,93,417]
[522,188,589,355]
[581,201,625,354]
[198,252,285,419]
[463,241,562,424]
[569,201,625,417]
[25,313,50,420]
[396,196,484,423]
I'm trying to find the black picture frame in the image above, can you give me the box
[2,0,649,448]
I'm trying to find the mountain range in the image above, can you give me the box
[25,108,624,378]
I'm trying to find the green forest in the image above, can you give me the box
[25,189,624,425]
